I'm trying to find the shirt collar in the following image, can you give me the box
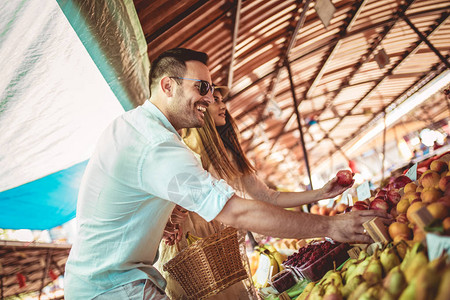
[141,100,182,141]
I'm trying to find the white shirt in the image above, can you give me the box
[64,100,234,299]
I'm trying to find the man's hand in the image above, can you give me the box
[319,174,355,200]
[330,210,393,244]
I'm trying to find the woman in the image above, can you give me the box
[156,87,351,299]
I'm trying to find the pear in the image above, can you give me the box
[344,261,357,283]
[296,281,315,300]
[318,269,337,286]
[341,258,357,270]
[435,267,450,300]
[358,249,369,260]
[321,271,343,288]
[400,242,423,272]
[346,256,371,283]
[305,282,324,300]
[297,281,315,300]
[348,281,369,300]
[379,246,401,274]
[322,279,343,300]
[358,285,381,300]
[341,274,363,298]
[362,256,383,285]
[398,278,416,300]
[382,266,406,297]
[414,263,442,300]
[402,251,428,283]
[379,289,397,300]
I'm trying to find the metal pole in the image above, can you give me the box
[227,0,242,88]
[400,13,450,69]
[381,111,387,182]
[285,60,314,190]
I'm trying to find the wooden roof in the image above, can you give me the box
[0,241,70,298]
[133,0,450,187]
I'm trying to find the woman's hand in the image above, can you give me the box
[318,174,355,200]
[162,205,189,245]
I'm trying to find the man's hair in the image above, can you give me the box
[149,48,209,96]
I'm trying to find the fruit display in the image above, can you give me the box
[388,154,450,243]
[252,244,288,289]
[295,242,450,300]
[254,154,450,299]
[283,241,351,282]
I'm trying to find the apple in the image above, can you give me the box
[427,202,448,220]
[352,201,369,211]
[388,222,412,241]
[386,190,401,206]
[430,160,448,173]
[396,213,408,224]
[336,170,353,186]
[393,175,412,189]
[439,176,450,192]
[369,198,390,211]
[421,171,441,189]
[404,182,418,194]
[375,189,387,199]
[421,188,442,203]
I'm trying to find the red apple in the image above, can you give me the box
[396,213,408,224]
[393,175,413,189]
[439,176,450,192]
[386,190,401,206]
[375,189,387,199]
[336,170,353,186]
[369,198,390,211]
[352,201,369,211]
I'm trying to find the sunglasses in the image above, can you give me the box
[170,77,214,96]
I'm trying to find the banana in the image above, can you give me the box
[262,244,287,271]
[252,248,279,288]
[185,232,202,246]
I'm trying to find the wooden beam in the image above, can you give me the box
[227,0,242,88]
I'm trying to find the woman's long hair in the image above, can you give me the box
[183,110,255,185]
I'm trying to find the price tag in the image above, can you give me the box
[405,163,418,181]
[341,189,350,205]
[356,181,371,201]
[426,233,450,261]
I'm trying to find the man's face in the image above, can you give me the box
[208,90,227,126]
[169,61,214,129]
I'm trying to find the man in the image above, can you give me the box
[64,48,390,299]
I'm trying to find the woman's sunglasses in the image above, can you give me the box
[170,77,214,96]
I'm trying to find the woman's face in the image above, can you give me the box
[208,89,227,126]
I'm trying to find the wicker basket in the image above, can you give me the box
[163,227,248,299]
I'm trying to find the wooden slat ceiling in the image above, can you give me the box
[134,0,450,188]
[0,241,70,298]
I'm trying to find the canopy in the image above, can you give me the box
[0,0,149,230]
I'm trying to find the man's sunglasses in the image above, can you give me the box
[170,77,214,96]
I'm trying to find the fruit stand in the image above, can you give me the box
[250,152,450,299]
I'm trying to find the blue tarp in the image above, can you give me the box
[0,161,88,230]
[0,0,149,230]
